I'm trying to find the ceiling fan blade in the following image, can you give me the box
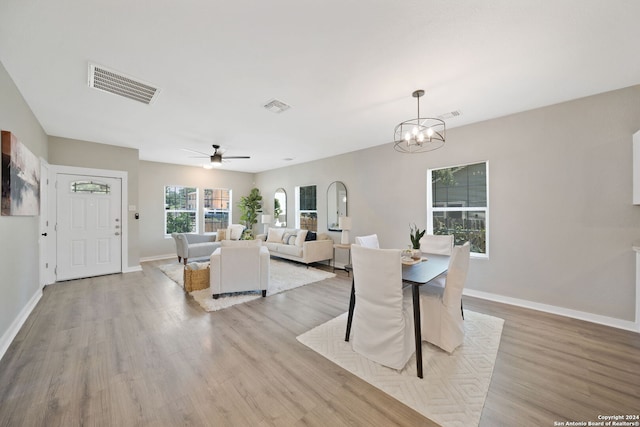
[223,156,251,159]
[181,148,210,156]
[187,155,209,158]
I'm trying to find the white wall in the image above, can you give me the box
[0,60,49,358]
[256,85,640,322]
[138,160,256,260]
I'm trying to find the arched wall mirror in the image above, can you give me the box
[327,181,347,231]
[274,188,287,227]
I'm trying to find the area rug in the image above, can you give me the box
[296,310,504,427]
[159,259,335,312]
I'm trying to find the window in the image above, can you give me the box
[295,185,317,231]
[204,188,231,232]
[165,185,198,235]
[70,180,110,194]
[427,162,488,256]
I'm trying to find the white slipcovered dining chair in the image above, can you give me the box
[419,234,454,256]
[419,233,466,318]
[355,234,380,248]
[419,242,470,353]
[350,244,415,370]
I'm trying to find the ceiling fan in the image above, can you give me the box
[184,144,251,168]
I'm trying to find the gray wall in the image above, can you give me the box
[138,160,256,260]
[0,61,48,345]
[256,85,640,321]
[48,137,140,269]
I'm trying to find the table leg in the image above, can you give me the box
[345,278,355,342]
[412,284,423,378]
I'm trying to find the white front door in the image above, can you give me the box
[56,174,122,281]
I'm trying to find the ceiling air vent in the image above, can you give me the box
[438,110,462,120]
[263,98,291,114]
[88,63,160,105]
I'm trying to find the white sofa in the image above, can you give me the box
[210,239,270,299]
[256,228,334,265]
[172,224,245,265]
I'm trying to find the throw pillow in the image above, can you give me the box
[216,229,226,241]
[305,231,317,241]
[286,234,298,245]
[228,224,245,240]
[267,227,285,243]
[295,229,308,247]
[282,231,294,244]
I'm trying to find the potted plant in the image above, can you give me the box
[238,187,263,239]
[408,223,425,260]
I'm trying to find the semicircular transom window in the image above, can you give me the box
[70,180,111,195]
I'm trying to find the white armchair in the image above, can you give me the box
[209,239,270,299]
[419,242,470,353]
[350,244,415,370]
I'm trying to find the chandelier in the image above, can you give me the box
[393,89,445,153]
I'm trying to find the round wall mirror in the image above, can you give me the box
[274,188,287,227]
[327,181,347,231]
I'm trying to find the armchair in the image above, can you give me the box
[171,224,246,265]
[172,232,219,265]
[209,239,270,299]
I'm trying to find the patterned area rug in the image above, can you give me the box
[159,259,335,312]
[297,309,504,427]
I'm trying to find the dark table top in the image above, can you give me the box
[401,253,450,285]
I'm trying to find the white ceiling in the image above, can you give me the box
[1,0,639,173]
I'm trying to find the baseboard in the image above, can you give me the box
[139,254,175,263]
[122,265,143,273]
[463,288,639,333]
[0,288,43,362]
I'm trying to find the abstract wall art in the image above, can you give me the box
[1,130,40,216]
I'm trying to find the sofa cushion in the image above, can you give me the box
[265,242,281,252]
[305,231,317,241]
[277,244,304,258]
[216,229,226,241]
[267,227,285,243]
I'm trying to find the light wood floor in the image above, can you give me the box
[1,260,639,426]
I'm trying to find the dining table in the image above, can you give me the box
[344,252,450,378]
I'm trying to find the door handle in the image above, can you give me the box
[41,233,47,237]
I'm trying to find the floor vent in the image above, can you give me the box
[263,98,291,113]
[88,63,160,105]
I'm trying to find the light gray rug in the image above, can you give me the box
[159,259,335,312]
[297,309,504,427]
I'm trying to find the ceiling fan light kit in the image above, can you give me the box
[393,89,446,154]
[191,144,250,168]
